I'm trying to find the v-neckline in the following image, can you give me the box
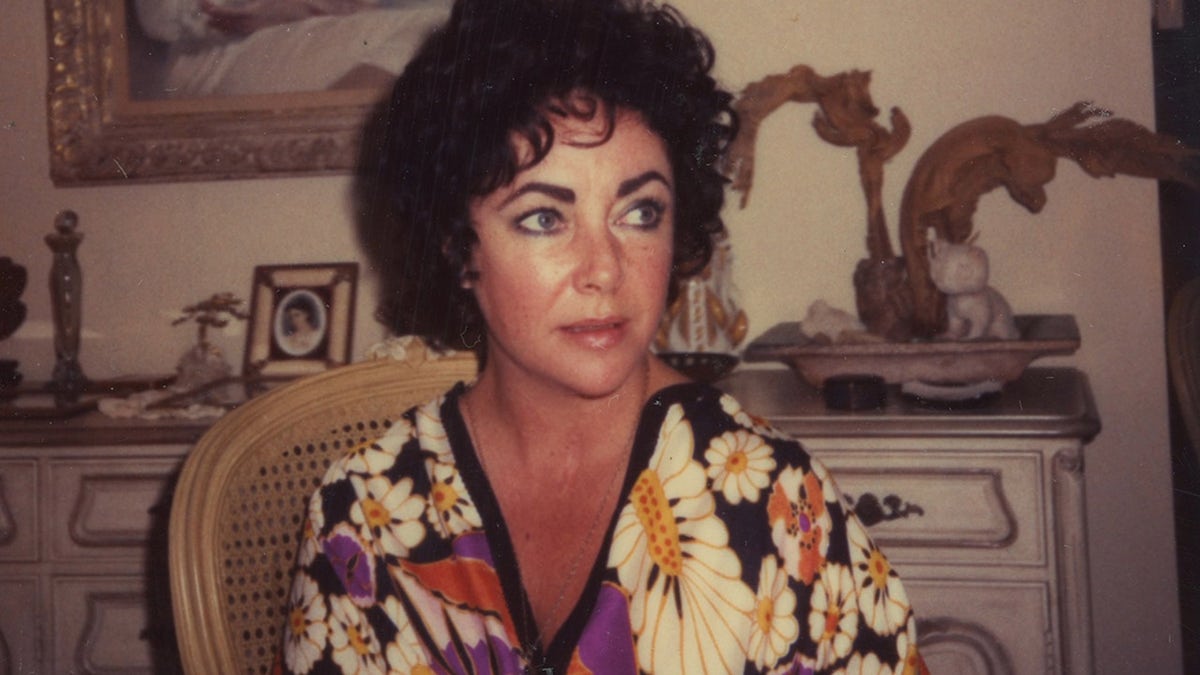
[441,381,705,670]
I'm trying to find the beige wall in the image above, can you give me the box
[0,0,1180,671]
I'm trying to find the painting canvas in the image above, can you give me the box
[123,0,450,102]
[46,0,451,184]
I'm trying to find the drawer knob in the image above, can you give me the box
[845,492,925,527]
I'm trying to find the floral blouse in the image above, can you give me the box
[281,382,927,674]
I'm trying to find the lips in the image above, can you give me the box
[561,317,627,349]
[564,317,624,332]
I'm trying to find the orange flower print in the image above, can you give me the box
[768,466,833,584]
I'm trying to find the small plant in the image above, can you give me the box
[172,292,249,347]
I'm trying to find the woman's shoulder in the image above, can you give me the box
[648,380,814,464]
[649,381,795,439]
[317,382,468,484]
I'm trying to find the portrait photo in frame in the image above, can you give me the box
[45,0,450,185]
[244,263,358,379]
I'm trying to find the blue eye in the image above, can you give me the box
[514,209,562,234]
[620,199,665,229]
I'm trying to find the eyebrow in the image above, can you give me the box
[499,182,575,207]
[497,170,672,208]
[617,170,672,198]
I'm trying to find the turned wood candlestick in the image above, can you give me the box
[45,209,87,404]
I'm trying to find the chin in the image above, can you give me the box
[562,355,649,399]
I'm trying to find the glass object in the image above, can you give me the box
[655,233,748,381]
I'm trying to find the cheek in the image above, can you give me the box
[472,253,563,326]
[646,224,676,278]
[634,241,675,298]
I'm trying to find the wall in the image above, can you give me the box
[0,1,1180,672]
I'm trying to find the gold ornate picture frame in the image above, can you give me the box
[243,263,358,379]
[45,0,447,184]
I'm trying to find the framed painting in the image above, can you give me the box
[243,263,358,379]
[45,0,451,184]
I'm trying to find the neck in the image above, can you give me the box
[463,353,680,470]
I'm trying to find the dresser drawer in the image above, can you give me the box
[0,460,38,561]
[806,444,1046,567]
[48,457,179,560]
[52,576,155,674]
[0,577,40,674]
[906,578,1054,675]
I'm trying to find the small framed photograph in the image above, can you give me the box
[244,263,358,379]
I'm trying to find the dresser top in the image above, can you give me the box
[1,367,1100,448]
[719,366,1100,440]
[0,407,211,447]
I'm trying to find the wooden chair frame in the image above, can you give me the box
[169,349,476,674]
[1169,276,1200,455]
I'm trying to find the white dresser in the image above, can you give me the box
[722,366,1100,675]
[0,412,204,674]
[0,367,1098,674]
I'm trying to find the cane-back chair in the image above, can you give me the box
[169,343,477,674]
[1168,276,1200,456]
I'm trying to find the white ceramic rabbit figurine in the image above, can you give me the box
[927,237,1019,341]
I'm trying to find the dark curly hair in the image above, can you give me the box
[355,0,737,353]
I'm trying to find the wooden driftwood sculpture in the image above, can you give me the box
[728,66,914,339]
[729,66,1199,341]
[901,102,1198,336]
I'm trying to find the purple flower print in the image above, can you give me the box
[574,583,636,672]
[323,526,375,604]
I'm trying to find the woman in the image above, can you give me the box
[279,301,323,356]
[283,0,925,673]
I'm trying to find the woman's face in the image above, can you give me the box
[286,307,311,330]
[467,108,675,399]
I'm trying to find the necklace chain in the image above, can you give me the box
[460,390,634,658]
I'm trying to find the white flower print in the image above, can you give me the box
[835,650,894,675]
[719,394,789,439]
[283,572,328,675]
[895,616,925,674]
[767,651,817,675]
[414,397,452,463]
[332,440,400,480]
[747,556,799,670]
[328,594,387,674]
[382,596,434,673]
[424,461,482,539]
[321,416,416,483]
[705,429,776,504]
[809,562,859,666]
[847,515,911,636]
[388,564,523,673]
[609,403,755,675]
[349,474,427,557]
[385,415,416,445]
[296,514,319,568]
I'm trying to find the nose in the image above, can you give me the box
[573,223,623,293]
